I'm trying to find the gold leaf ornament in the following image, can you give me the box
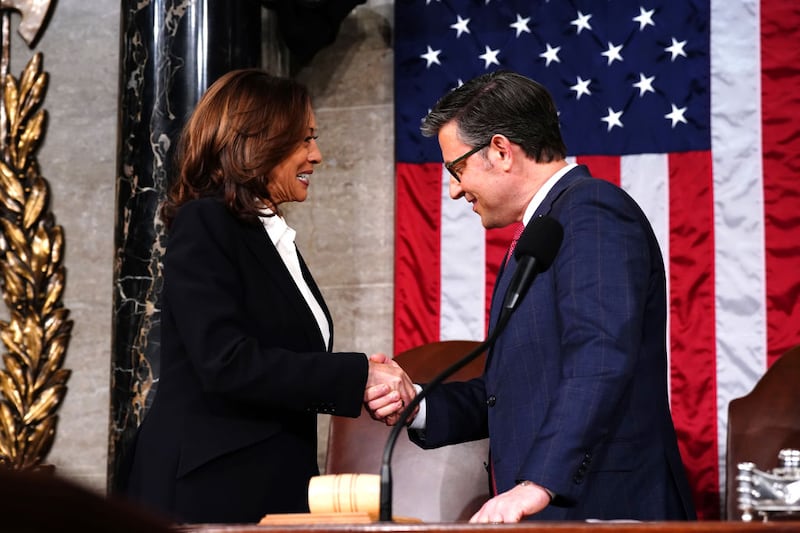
[0,53,71,470]
[23,176,46,230]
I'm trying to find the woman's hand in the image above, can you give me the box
[364,353,418,425]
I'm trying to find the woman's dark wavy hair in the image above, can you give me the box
[421,70,567,163]
[161,69,313,228]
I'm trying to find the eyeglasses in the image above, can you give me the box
[444,143,489,183]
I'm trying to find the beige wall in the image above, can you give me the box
[289,0,395,472]
[291,0,395,359]
[0,1,395,492]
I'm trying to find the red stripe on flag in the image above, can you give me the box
[485,225,519,335]
[394,163,442,354]
[575,155,621,186]
[761,0,800,366]
[667,150,719,519]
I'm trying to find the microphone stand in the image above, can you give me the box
[378,309,514,521]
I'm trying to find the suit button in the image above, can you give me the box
[486,395,497,407]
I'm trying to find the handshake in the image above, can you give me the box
[363,353,418,426]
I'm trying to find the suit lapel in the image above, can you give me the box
[487,165,593,365]
[240,221,329,351]
[535,164,592,217]
[298,250,334,351]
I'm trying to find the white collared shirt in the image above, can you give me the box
[259,212,331,350]
[521,163,576,225]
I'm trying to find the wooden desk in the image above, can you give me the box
[179,521,800,533]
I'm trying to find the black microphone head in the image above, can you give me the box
[512,215,564,271]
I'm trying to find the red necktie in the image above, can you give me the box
[508,222,524,258]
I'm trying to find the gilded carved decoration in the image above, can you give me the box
[0,0,65,470]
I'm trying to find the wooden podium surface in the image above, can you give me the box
[179,521,800,533]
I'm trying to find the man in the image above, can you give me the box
[366,71,696,522]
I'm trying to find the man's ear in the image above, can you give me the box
[490,134,514,171]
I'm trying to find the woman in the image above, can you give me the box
[123,69,412,524]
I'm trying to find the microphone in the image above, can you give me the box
[499,215,564,322]
[378,215,564,521]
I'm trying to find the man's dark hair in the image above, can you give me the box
[421,70,567,162]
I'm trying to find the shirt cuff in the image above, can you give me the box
[408,384,427,429]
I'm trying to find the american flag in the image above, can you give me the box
[393,0,800,520]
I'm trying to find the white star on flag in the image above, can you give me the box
[570,76,592,100]
[665,104,688,127]
[451,15,470,38]
[601,107,624,131]
[666,37,688,61]
[510,14,531,37]
[479,45,500,68]
[571,11,592,34]
[540,43,561,66]
[601,42,624,65]
[633,7,656,30]
[633,73,656,96]
[420,46,441,67]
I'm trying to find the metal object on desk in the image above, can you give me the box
[737,448,800,522]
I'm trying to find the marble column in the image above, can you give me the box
[109,0,264,491]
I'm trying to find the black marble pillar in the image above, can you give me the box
[109,0,262,492]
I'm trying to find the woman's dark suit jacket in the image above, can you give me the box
[124,198,369,524]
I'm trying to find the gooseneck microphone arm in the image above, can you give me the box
[377,215,564,522]
[378,310,514,522]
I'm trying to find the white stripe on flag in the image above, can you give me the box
[440,165,486,341]
[711,0,767,497]
[620,155,670,269]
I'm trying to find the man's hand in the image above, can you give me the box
[469,481,551,523]
[364,353,417,425]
